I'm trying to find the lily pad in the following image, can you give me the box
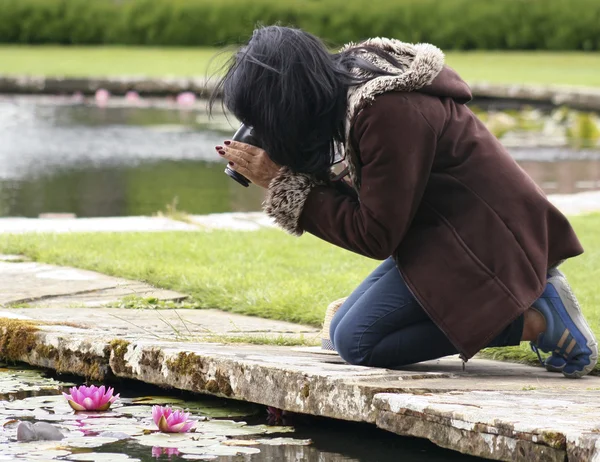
[125,396,186,406]
[194,420,294,437]
[179,445,261,456]
[181,456,217,461]
[256,437,312,445]
[0,368,74,395]
[251,424,296,434]
[68,453,139,461]
[66,436,119,448]
[20,449,71,459]
[134,433,218,447]
[181,401,260,418]
[113,406,153,417]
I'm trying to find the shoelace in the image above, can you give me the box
[530,343,545,366]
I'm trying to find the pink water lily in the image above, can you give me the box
[176,91,196,105]
[152,447,180,458]
[152,405,195,433]
[63,385,119,411]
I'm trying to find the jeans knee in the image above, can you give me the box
[333,328,370,366]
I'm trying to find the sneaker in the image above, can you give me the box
[530,268,598,378]
[544,353,566,373]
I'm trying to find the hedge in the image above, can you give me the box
[0,0,599,50]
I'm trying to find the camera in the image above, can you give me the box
[224,124,262,187]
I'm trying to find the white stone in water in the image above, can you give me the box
[15,422,36,442]
[16,421,64,442]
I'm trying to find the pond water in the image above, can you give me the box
[0,95,599,218]
[0,364,486,461]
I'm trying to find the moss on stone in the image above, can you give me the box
[35,343,59,361]
[54,347,109,381]
[139,348,163,370]
[109,339,132,375]
[167,352,207,391]
[167,351,204,375]
[301,383,310,399]
[0,319,39,362]
[539,431,567,450]
[0,319,109,380]
[166,352,233,397]
[214,369,233,397]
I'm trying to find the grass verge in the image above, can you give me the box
[0,47,599,87]
[0,229,379,326]
[0,214,598,370]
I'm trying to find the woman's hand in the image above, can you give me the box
[216,141,280,189]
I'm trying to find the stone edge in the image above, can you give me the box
[1,75,600,111]
[1,320,595,461]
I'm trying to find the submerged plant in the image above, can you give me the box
[266,406,288,426]
[567,112,600,147]
[63,385,119,411]
[152,405,195,433]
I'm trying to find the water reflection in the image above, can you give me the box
[519,159,600,194]
[0,365,486,461]
[0,96,599,218]
[0,161,265,218]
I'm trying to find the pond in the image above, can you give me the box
[0,363,486,461]
[0,95,599,218]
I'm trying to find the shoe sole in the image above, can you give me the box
[549,269,598,378]
[544,358,565,373]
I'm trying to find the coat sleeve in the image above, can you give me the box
[263,93,437,260]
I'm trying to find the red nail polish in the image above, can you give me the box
[224,140,231,145]
[228,161,234,166]
[215,146,223,150]
[218,150,225,155]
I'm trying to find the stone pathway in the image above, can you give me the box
[0,257,318,343]
[0,191,598,234]
[0,212,276,234]
[1,256,600,461]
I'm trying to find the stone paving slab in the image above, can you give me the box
[0,260,188,306]
[190,212,276,231]
[374,391,600,462]
[0,192,598,235]
[0,258,319,342]
[0,212,276,234]
[2,307,319,342]
[0,216,199,234]
[0,316,599,461]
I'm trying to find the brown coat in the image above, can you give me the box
[264,39,583,359]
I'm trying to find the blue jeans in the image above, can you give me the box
[330,258,524,368]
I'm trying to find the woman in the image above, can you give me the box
[213,26,598,378]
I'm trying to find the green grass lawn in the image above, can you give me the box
[1,214,599,371]
[0,46,599,87]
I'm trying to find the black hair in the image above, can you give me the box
[210,26,402,175]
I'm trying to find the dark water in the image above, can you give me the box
[0,365,486,461]
[0,96,599,218]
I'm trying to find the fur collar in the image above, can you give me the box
[341,38,445,188]
[264,39,445,235]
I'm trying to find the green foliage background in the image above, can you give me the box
[0,0,599,50]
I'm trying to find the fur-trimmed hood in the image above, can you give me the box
[263,38,473,235]
[339,38,471,189]
[342,38,472,127]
